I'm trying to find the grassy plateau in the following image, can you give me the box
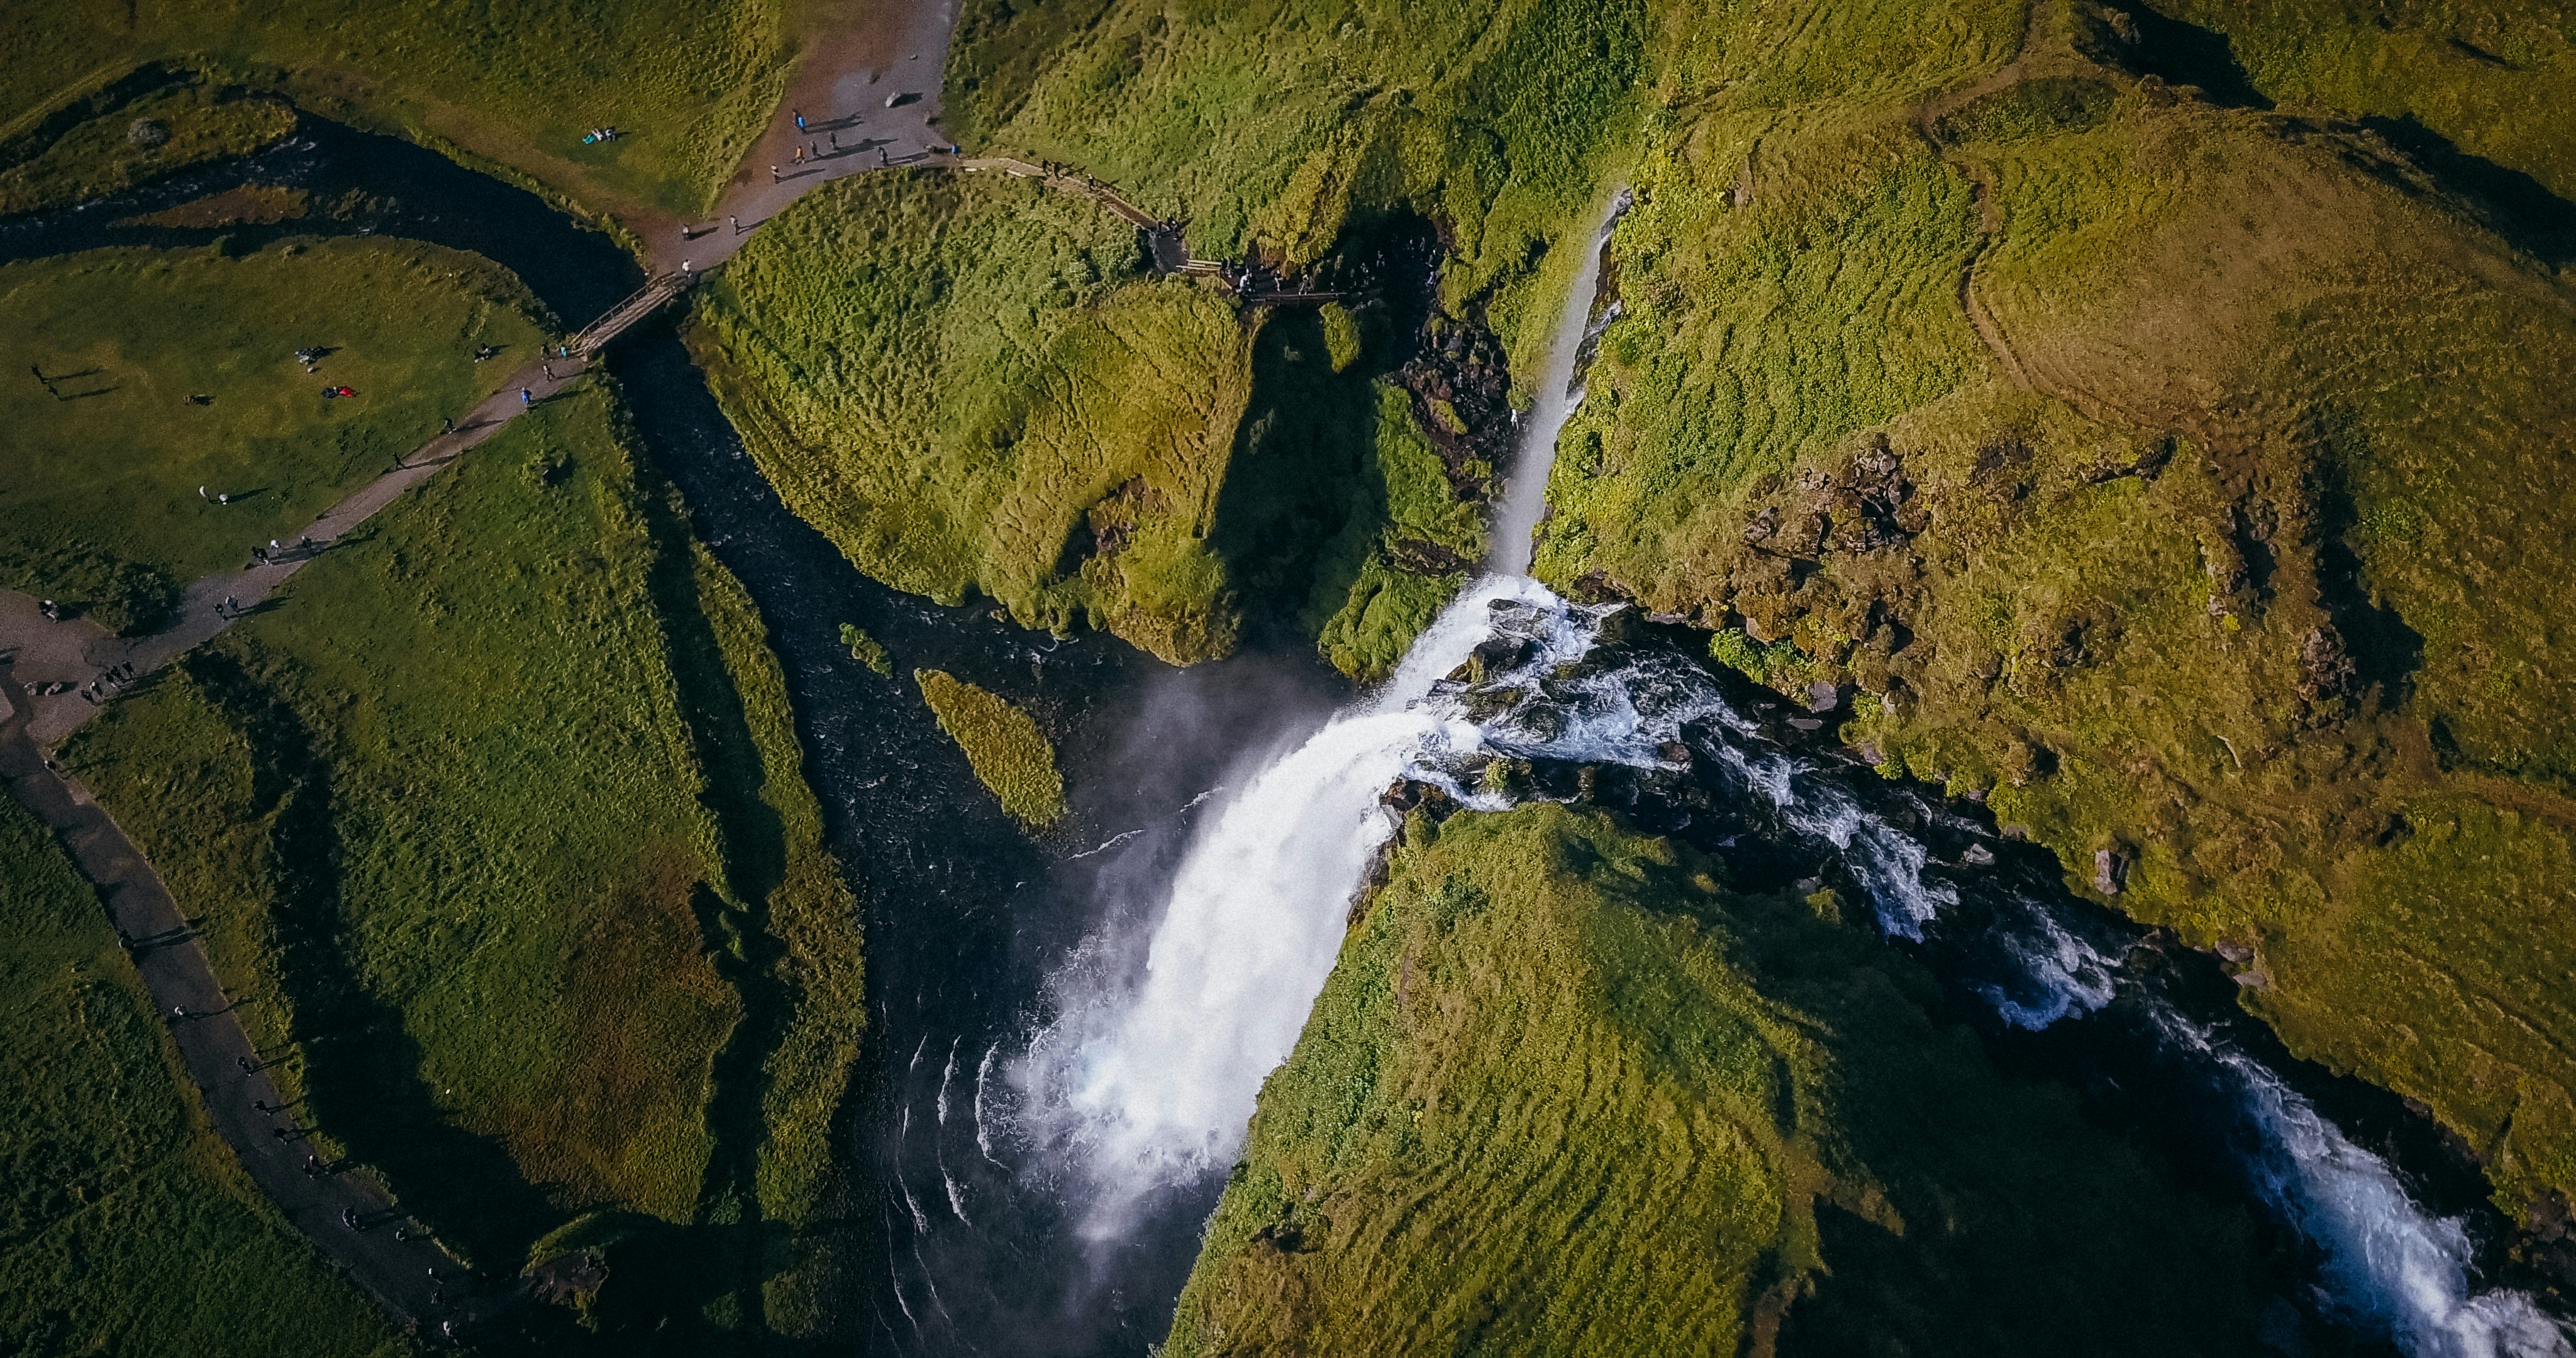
[0,0,790,218]
[1404,0,2576,1227]
[0,239,543,632]
[0,795,414,1356]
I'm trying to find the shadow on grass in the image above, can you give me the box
[2360,114,2576,268]
[2105,2,2271,108]
[614,459,864,1351]
[178,651,567,1267]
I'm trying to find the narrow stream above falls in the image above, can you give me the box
[11,119,2572,1357]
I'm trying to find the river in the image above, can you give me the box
[8,117,2568,1357]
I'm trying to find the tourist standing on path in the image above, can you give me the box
[794,109,806,133]
[543,362,555,381]
[520,387,533,406]
[729,214,740,235]
[771,164,780,183]
[441,416,454,436]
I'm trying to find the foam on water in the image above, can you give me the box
[2159,1011,2573,1357]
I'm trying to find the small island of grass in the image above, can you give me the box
[915,669,1066,827]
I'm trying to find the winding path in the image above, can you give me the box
[0,687,511,1340]
[0,0,1217,1335]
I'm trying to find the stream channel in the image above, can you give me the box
[8,115,2570,1357]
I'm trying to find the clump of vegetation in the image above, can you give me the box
[0,83,294,218]
[838,622,891,675]
[0,2,788,214]
[1309,382,1488,678]
[1528,0,2576,1220]
[1169,804,2260,1354]
[121,182,311,229]
[914,669,1067,827]
[0,239,542,632]
[697,170,1254,664]
[0,797,414,1356]
[62,383,864,1346]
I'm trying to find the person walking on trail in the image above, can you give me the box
[543,362,556,381]
[830,130,838,150]
[770,163,780,183]
[794,144,805,165]
[729,214,739,235]
[794,109,806,133]
[441,416,455,436]
[520,387,533,406]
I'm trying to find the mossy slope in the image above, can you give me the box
[1530,0,2576,1220]
[1170,804,2260,1356]
[697,170,1256,663]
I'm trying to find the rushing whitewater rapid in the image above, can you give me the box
[1005,180,2573,1355]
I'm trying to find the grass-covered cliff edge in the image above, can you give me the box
[1169,804,2268,1355]
[1526,0,2576,1228]
[928,0,2576,1240]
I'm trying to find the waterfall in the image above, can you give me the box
[1008,177,2570,1355]
[1021,191,1635,1236]
[1017,582,1642,1236]
[1485,187,1629,575]
[2158,1011,2573,1358]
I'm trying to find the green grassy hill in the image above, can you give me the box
[59,382,863,1349]
[695,170,1258,664]
[0,240,543,634]
[0,797,416,1357]
[1169,804,2263,1356]
[0,0,786,219]
[1529,0,2576,1224]
[956,0,2576,1294]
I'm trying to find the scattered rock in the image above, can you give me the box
[2233,969,2272,989]
[1787,716,1824,732]
[1807,680,1840,712]
[128,118,168,148]
[2001,822,2029,840]
[2092,847,2125,895]
[1960,843,1996,867]
[2214,939,2255,964]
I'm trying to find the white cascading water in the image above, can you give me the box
[1013,180,2573,1355]
[2158,1010,2575,1358]
[1020,189,1635,1237]
[1487,187,1628,575]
